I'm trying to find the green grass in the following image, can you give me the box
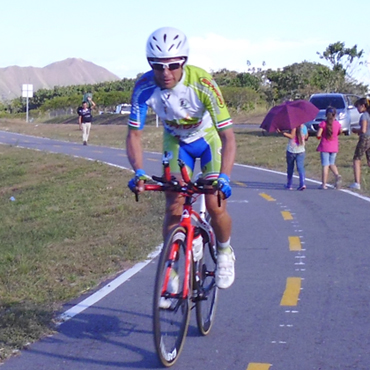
[0,145,164,360]
[0,117,369,361]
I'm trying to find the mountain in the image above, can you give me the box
[0,58,121,101]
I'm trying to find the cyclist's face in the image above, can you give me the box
[150,58,185,89]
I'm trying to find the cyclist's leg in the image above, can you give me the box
[200,130,235,289]
[199,129,232,244]
[206,193,232,243]
[162,132,195,238]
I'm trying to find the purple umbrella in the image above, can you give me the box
[260,100,319,133]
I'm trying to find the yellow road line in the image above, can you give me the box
[93,150,103,153]
[289,236,302,251]
[234,181,247,187]
[247,364,272,370]
[281,211,293,220]
[280,277,302,306]
[147,158,158,162]
[259,193,276,201]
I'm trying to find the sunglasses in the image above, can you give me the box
[149,60,185,71]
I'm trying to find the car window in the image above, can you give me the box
[347,95,359,107]
[310,96,345,110]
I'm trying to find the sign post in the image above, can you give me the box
[22,84,33,122]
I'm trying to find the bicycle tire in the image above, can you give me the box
[153,226,192,367]
[195,223,219,336]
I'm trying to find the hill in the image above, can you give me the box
[0,58,121,102]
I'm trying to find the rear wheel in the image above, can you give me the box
[153,226,191,367]
[195,227,219,335]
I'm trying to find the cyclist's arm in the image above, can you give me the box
[219,127,236,177]
[126,128,143,171]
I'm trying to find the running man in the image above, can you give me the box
[126,27,236,289]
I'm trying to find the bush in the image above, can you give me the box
[221,86,264,113]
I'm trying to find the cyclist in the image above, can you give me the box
[126,27,236,289]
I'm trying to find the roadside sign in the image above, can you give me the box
[22,84,33,98]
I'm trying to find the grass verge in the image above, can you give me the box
[0,144,163,361]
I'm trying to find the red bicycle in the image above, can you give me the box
[136,156,220,367]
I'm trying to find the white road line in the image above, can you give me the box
[57,245,162,325]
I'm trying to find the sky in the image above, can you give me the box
[2,0,370,88]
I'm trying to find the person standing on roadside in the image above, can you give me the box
[316,106,342,189]
[277,124,308,190]
[77,97,96,145]
[349,98,370,190]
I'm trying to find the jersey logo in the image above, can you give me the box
[200,77,225,108]
[180,98,191,110]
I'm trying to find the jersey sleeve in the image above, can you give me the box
[189,66,233,131]
[128,71,157,130]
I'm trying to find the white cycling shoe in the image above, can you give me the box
[159,269,179,309]
[216,246,235,289]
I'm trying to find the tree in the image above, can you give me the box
[317,42,364,76]
[263,62,332,102]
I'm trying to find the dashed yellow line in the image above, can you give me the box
[247,364,272,370]
[288,236,302,251]
[234,181,247,187]
[147,158,158,162]
[259,193,275,201]
[280,277,302,306]
[281,211,293,220]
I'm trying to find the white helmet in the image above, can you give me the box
[146,27,189,60]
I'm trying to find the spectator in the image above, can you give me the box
[349,98,370,190]
[77,98,96,145]
[277,124,308,190]
[316,106,342,189]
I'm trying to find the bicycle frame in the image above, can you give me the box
[140,156,220,366]
[141,158,216,302]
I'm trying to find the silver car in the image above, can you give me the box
[304,93,361,136]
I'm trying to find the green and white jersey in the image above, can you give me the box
[128,65,233,143]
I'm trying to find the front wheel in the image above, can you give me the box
[153,226,191,367]
[195,228,219,336]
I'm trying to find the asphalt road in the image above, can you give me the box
[1,131,370,370]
